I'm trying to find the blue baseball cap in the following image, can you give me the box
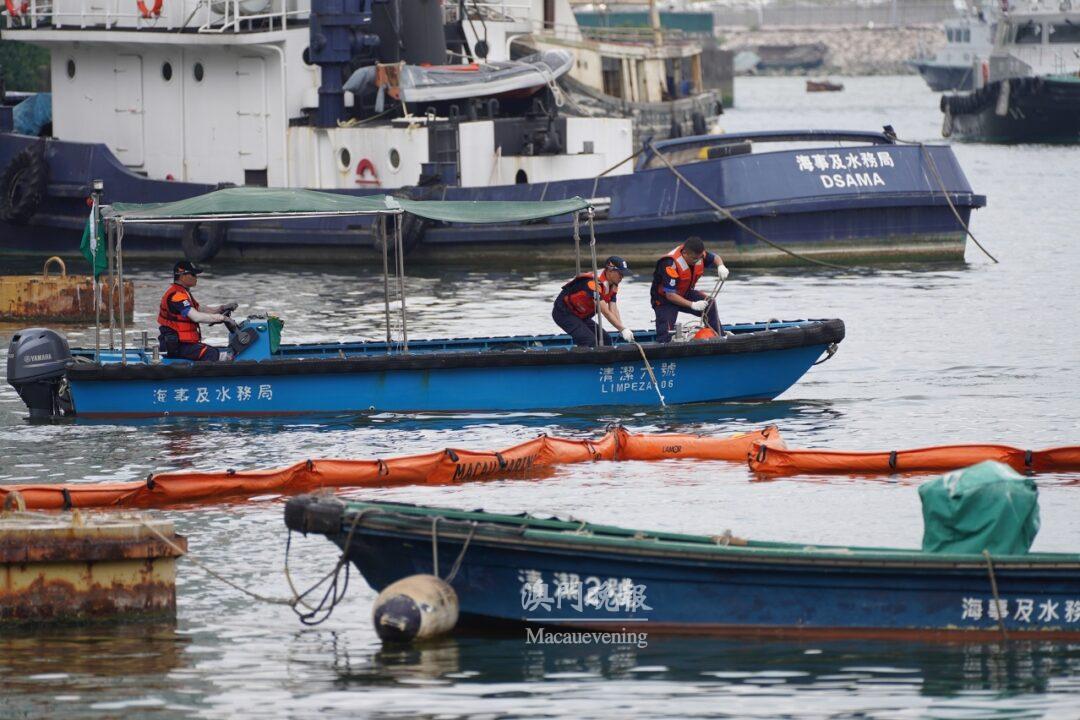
[604,256,632,276]
[173,260,202,277]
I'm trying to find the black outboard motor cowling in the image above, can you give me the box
[6,328,73,418]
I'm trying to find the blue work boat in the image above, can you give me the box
[285,497,1080,640]
[8,318,843,418]
[5,188,844,419]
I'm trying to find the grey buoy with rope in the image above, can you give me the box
[372,574,459,642]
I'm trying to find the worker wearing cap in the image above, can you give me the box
[651,236,729,343]
[157,261,237,362]
[552,256,636,347]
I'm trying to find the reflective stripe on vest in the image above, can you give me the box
[561,272,616,319]
[665,244,705,297]
[158,284,202,343]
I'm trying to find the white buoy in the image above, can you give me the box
[372,574,459,642]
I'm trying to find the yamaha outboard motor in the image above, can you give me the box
[6,328,73,418]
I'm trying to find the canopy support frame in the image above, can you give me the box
[587,208,602,347]
[93,191,592,363]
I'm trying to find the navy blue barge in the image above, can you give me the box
[286,497,1080,640]
[0,129,985,266]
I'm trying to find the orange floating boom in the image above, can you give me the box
[0,426,784,511]
[749,441,1080,476]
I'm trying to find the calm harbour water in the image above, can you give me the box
[2,75,1080,719]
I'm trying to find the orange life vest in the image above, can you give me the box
[158,283,202,343]
[663,244,706,297]
[561,271,617,319]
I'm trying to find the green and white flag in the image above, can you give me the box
[80,198,107,279]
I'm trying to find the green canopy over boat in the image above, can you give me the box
[103,186,590,224]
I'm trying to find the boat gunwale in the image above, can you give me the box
[325,501,1080,570]
[66,319,844,382]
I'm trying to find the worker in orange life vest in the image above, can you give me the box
[650,236,729,343]
[552,256,636,347]
[157,260,237,362]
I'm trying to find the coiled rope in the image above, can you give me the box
[140,509,369,626]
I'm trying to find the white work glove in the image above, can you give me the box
[620,328,635,343]
[717,264,730,281]
[690,300,709,312]
[209,313,228,323]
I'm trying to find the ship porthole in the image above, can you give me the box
[388,148,400,170]
[193,62,204,82]
[66,59,76,79]
[338,148,351,171]
[515,169,528,184]
[162,62,173,81]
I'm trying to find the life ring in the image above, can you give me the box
[4,0,29,16]
[136,0,162,18]
[182,222,227,262]
[0,142,48,224]
[355,158,381,186]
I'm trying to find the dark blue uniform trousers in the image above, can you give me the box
[552,301,610,347]
[653,289,720,343]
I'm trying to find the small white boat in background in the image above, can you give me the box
[345,51,574,105]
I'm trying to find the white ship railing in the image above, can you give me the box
[2,0,309,30]
[445,0,532,24]
[195,0,306,33]
[3,0,185,29]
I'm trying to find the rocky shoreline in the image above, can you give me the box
[721,25,946,75]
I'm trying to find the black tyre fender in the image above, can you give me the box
[0,141,48,224]
[181,222,227,262]
[691,111,708,136]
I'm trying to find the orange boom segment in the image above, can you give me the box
[0,427,781,511]
[749,441,1080,476]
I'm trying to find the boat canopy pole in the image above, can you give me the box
[117,220,126,365]
[380,215,392,347]
[395,216,409,352]
[107,220,116,351]
[92,188,102,364]
[588,207,602,346]
[573,212,581,276]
